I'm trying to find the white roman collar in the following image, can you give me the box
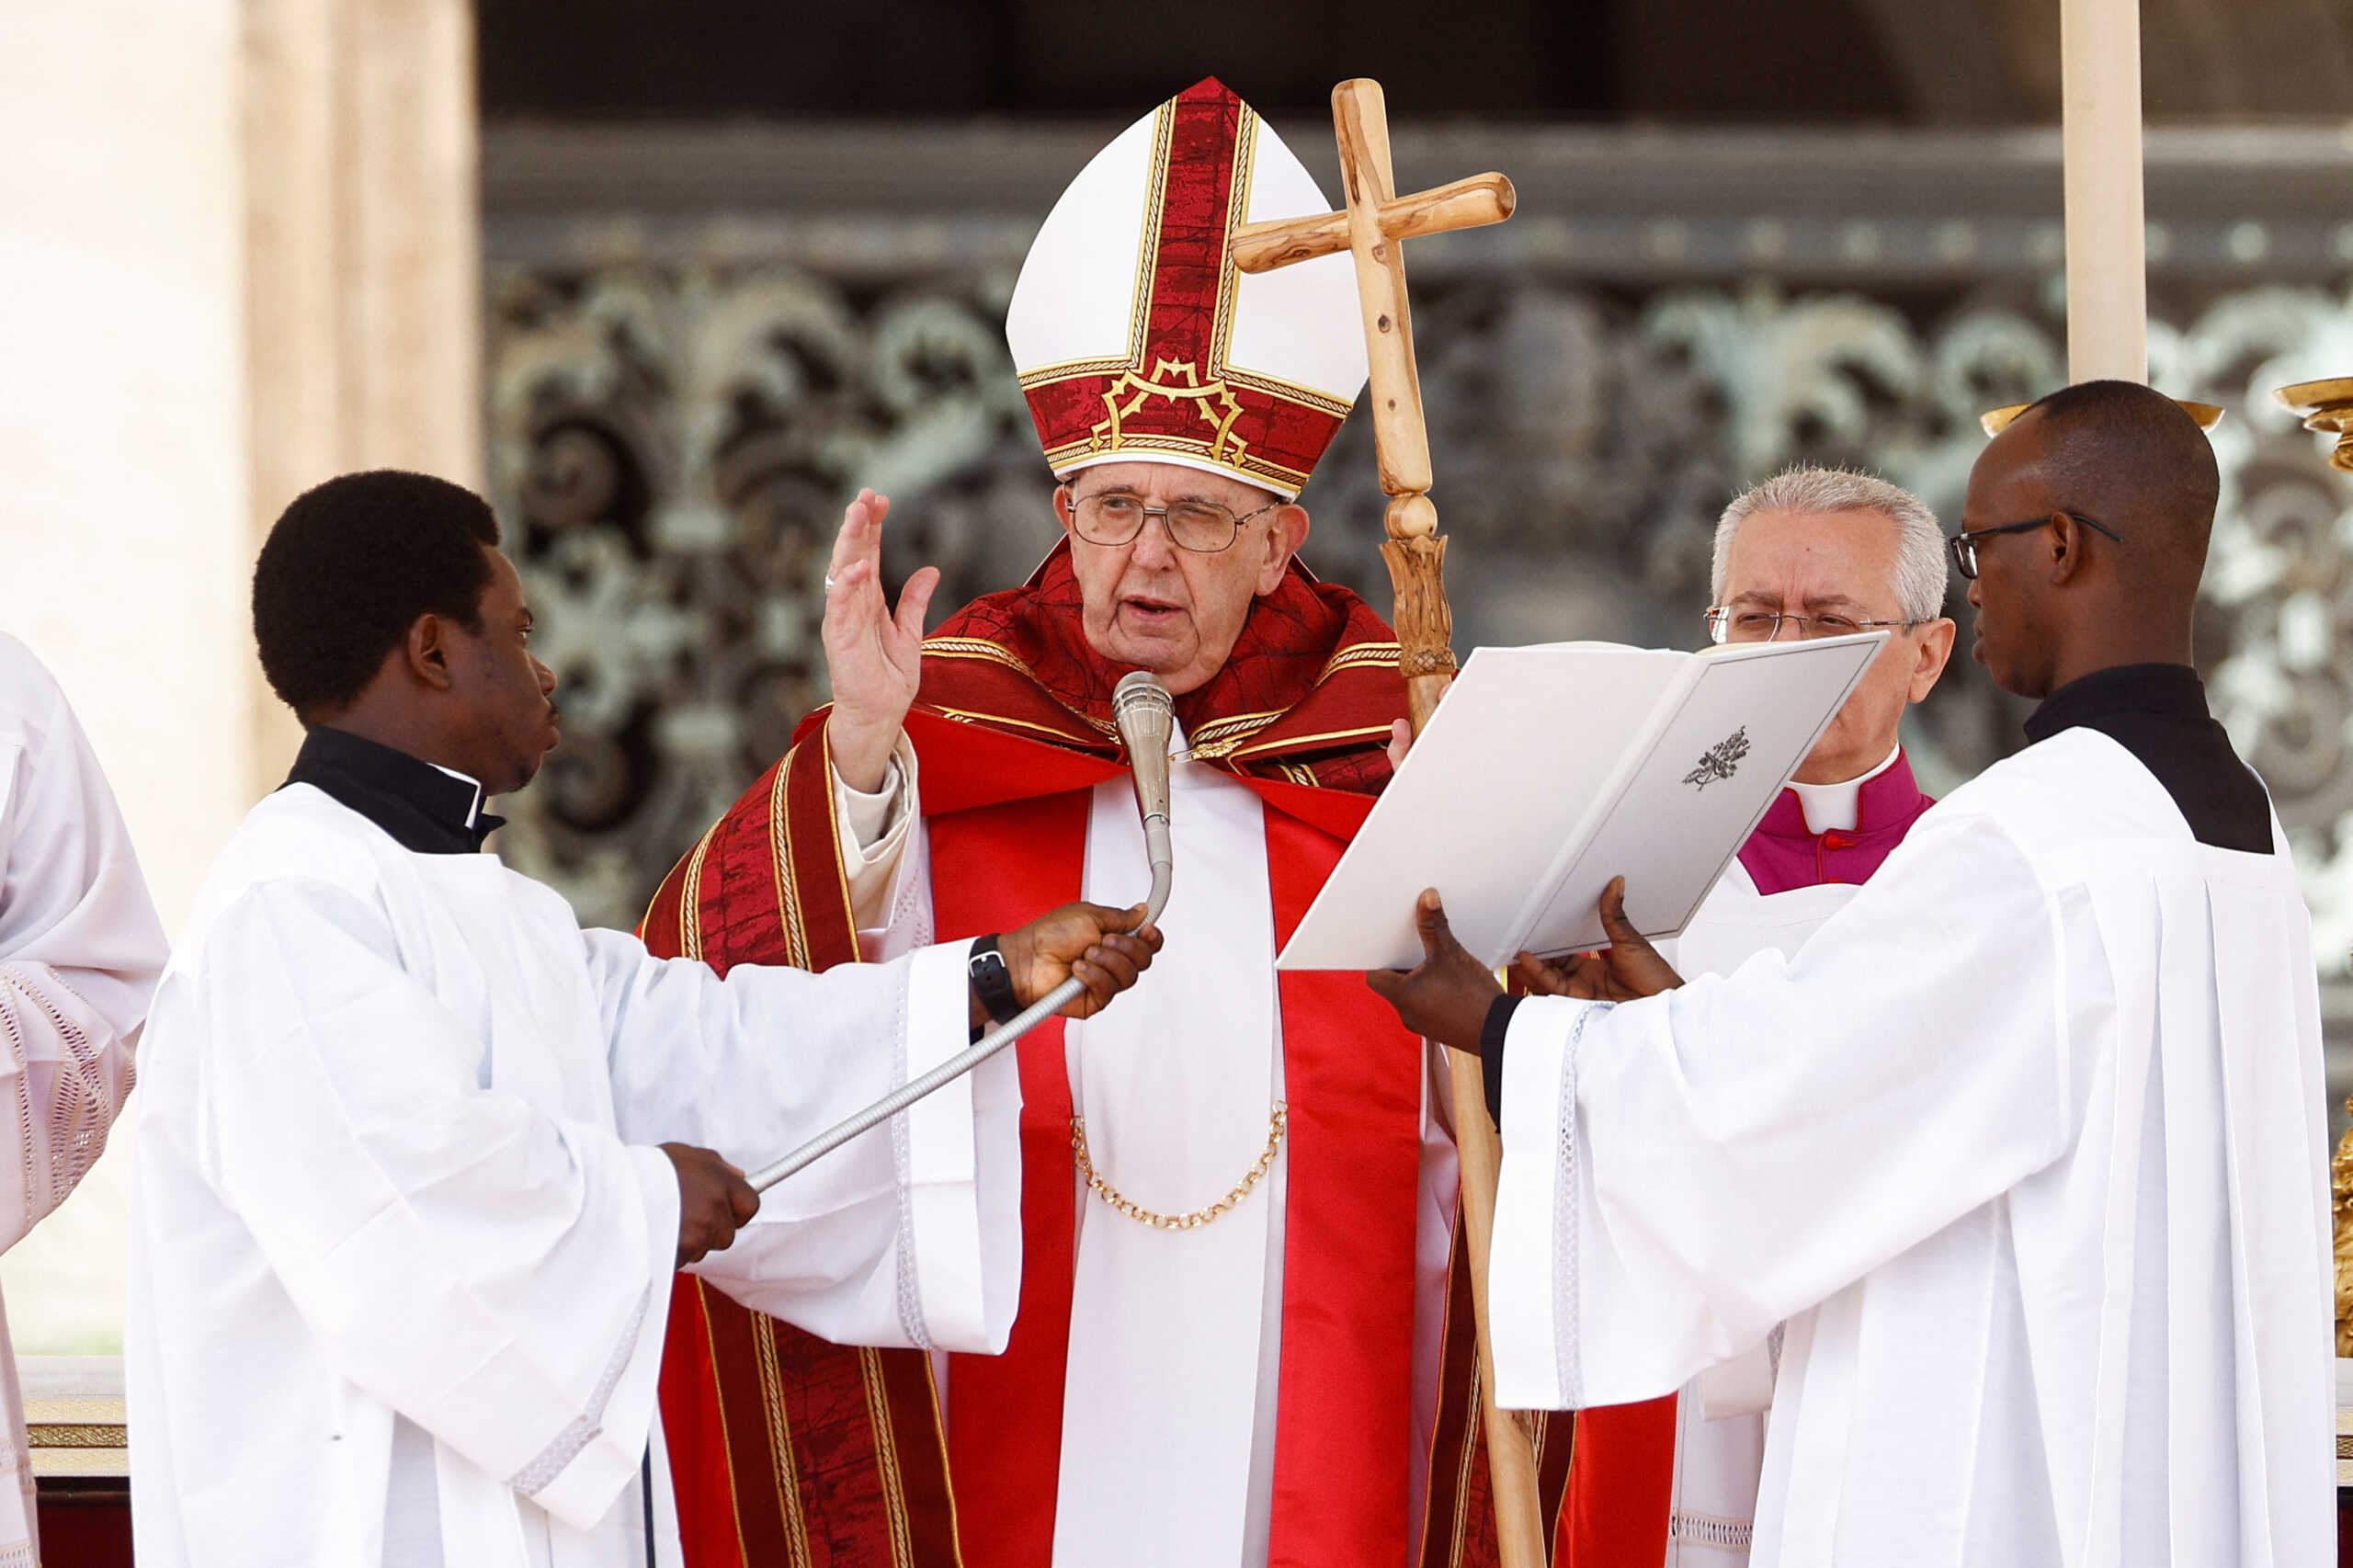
[1787,745,1901,836]
[428,764,486,829]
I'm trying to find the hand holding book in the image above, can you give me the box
[1510,877,1685,1002]
[1368,876,1688,1052]
[1366,888,1505,1051]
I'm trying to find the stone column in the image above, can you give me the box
[243,0,483,779]
[0,0,251,1359]
[0,0,251,938]
[0,0,481,1355]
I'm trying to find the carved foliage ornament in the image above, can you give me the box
[486,261,2353,975]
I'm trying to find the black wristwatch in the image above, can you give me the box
[969,935,1023,1028]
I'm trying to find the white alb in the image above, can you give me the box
[128,778,1019,1568]
[0,633,165,1568]
[1490,727,2331,1567]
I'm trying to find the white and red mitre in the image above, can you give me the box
[1006,77,1368,500]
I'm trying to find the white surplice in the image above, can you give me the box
[0,633,165,1568]
[1658,862,1860,1566]
[1652,761,1899,1566]
[839,727,1457,1568]
[127,781,1019,1568]
[1489,727,2332,1567]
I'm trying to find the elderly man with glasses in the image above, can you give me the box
[637,81,1456,1568]
[1697,468,1958,888]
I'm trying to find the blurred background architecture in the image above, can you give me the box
[6,0,2353,1359]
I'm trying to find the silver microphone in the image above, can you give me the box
[746,671,1180,1194]
[1112,670,1176,923]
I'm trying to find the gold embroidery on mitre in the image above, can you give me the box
[1020,97,1353,495]
[1040,431,1314,494]
[1088,358,1251,467]
[1209,109,1256,370]
[1122,101,1176,372]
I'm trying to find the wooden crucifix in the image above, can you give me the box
[1231,78,1545,1568]
[1231,81,1510,733]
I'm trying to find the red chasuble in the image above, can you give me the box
[642,544,1447,1568]
[1552,754,1936,1568]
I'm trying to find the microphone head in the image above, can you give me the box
[1111,670,1176,919]
[1111,670,1176,764]
[1112,668,1175,722]
[1111,670,1175,800]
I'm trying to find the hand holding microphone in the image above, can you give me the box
[991,671,1174,1022]
[747,669,1179,1193]
[994,899,1163,1024]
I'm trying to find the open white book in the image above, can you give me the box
[1275,632,1887,971]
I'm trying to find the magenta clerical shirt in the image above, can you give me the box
[1734,750,1936,896]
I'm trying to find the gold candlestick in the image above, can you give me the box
[2288,387,2353,1350]
[2273,378,2353,472]
[1979,400,2224,438]
[2333,1106,2353,1357]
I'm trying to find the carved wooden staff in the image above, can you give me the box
[1232,79,1544,1567]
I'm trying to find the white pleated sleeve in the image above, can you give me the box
[1489,811,2075,1410]
[0,638,163,1568]
[192,879,682,1531]
[0,637,164,1246]
[592,925,1022,1358]
[834,733,920,931]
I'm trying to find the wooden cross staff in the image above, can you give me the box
[1232,79,1546,1568]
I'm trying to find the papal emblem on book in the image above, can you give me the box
[1684,725,1752,790]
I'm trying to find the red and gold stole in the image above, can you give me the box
[643,543,1440,1568]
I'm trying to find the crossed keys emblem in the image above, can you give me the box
[1683,726,1753,790]
[1090,358,1249,463]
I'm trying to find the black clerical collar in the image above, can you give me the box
[283,726,504,855]
[2023,662,2208,745]
[2023,663,2273,853]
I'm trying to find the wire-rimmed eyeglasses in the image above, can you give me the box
[1946,512,2122,580]
[1704,607,1929,644]
[1063,487,1281,554]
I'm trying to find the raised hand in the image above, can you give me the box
[822,489,942,792]
[998,902,1165,1022]
[1511,876,1683,1001]
[662,1142,761,1267]
[1365,889,1505,1051]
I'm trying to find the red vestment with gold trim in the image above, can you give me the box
[643,547,1578,1567]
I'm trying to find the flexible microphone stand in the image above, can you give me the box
[748,670,1176,1193]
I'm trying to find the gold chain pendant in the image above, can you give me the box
[1070,1102,1289,1230]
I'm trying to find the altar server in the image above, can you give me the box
[1371,381,2330,1566]
[0,633,165,1565]
[1556,467,1955,1567]
[125,472,1156,1568]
